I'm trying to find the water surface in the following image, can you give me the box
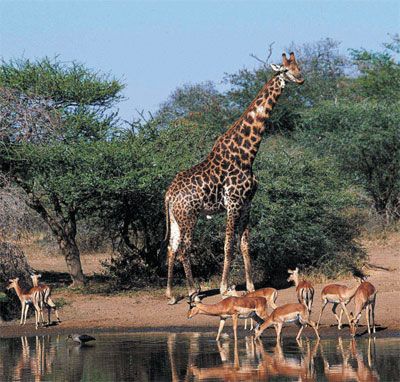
[0,332,399,381]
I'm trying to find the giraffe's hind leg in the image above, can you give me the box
[166,208,197,304]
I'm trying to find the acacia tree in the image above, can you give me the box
[0,58,124,286]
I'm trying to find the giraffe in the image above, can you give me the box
[165,52,304,304]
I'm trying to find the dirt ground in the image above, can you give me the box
[1,232,399,339]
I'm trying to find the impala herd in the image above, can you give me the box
[187,267,377,342]
[6,267,377,342]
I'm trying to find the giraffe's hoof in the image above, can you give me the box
[167,297,178,305]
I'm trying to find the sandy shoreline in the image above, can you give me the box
[2,232,399,341]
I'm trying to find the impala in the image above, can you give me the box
[223,284,278,330]
[316,283,359,330]
[254,303,320,341]
[6,278,44,329]
[349,281,377,337]
[187,291,268,341]
[287,268,314,313]
[30,274,61,324]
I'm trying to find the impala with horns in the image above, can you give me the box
[287,268,314,313]
[223,285,278,330]
[6,278,44,329]
[349,281,377,337]
[316,282,359,330]
[254,303,320,342]
[187,291,268,341]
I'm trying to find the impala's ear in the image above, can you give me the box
[295,267,299,272]
[270,63,283,72]
[289,52,296,62]
[288,269,293,274]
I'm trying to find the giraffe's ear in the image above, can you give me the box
[270,63,283,72]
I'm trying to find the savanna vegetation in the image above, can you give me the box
[1,36,399,297]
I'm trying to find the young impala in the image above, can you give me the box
[254,303,320,342]
[30,274,61,325]
[349,281,377,336]
[223,285,278,330]
[6,278,44,329]
[187,291,268,341]
[287,268,314,313]
[316,283,359,330]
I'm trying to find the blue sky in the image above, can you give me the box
[0,0,398,120]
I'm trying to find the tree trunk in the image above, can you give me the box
[58,235,85,287]
[21,188,85,287]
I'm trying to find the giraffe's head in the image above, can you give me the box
[271,52,304,85]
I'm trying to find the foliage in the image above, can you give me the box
[298,101,400,223]
[0,57,123,143]
[0,242,33,320]
[249,139,365,282]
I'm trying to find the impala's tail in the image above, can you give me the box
[301,288,314,314]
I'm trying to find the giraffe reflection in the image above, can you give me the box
[188,337,319,381]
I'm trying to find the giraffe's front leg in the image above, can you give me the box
[239,208,255,293]
[220,210,239,295]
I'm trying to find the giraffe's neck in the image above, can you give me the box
[214,75,284,167]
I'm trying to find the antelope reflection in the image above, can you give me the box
[13,336,57,382]
[320,337,379,382]
[188,337,319,381]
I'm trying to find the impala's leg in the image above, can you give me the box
[250,318,254,331]
[244,318,248,330]
[238,206,255,293]
[47,297,61,323]
[316,300,327,329]
[276,322,283,343]
[23,303,29,325]
[232,314,238,342]
[307,319,320,339]
[296,324,305,340]
[332,303,342,329]
[340,302,352,328]
[371,297,376,334]
[255,319,272,340]
[20,303,25,325]
[366,305,371,334]
[216,318,226,341]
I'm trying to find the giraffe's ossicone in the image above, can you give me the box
[164,52,304,304]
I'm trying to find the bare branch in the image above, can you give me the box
[249,42,275,68]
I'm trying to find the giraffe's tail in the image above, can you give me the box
[164,195,170,243]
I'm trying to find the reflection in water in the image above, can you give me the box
[189,337,319,381]
[0,333,398,381]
